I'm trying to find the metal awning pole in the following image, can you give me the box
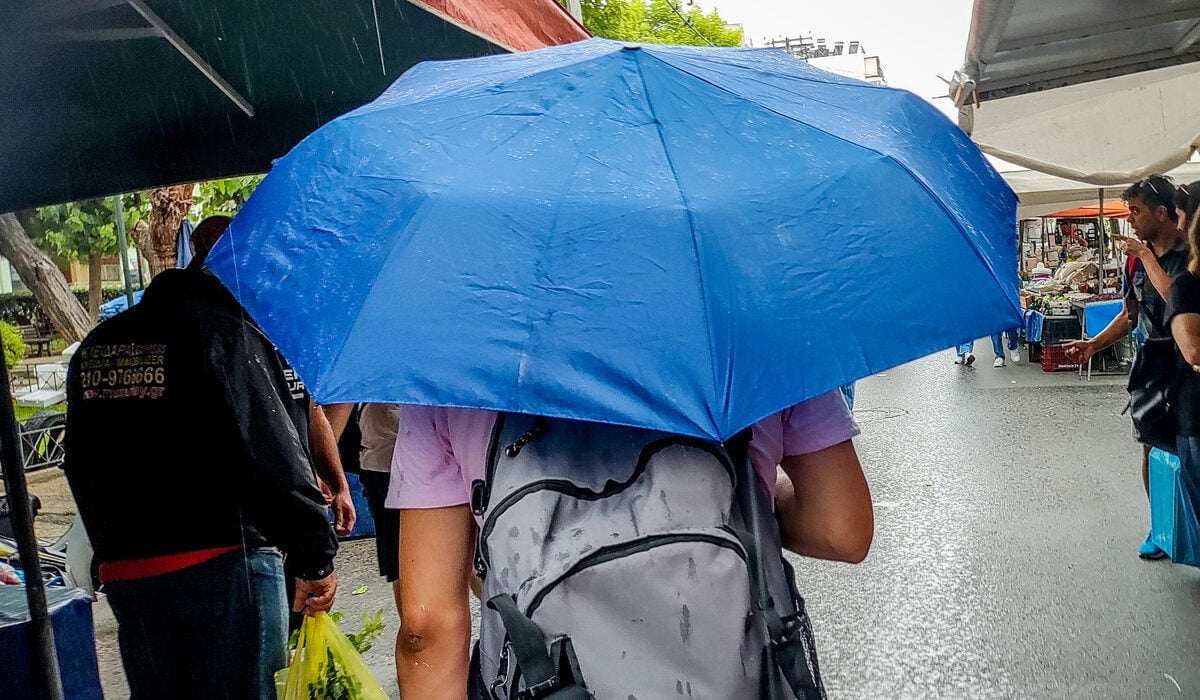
[113,196,135,308]
[0,354,65,700]
[1098,188,1106,263]
[127,0,254,116]
[1040,216,1048,264]
[133,246,145,290]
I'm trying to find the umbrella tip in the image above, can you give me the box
[622,43,641,51]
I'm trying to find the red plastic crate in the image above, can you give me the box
[1041,343,1080,372]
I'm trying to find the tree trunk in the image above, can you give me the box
[87,254,103,319]
[0,213,92,343]
[133,185,193,278]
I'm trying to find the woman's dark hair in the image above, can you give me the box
[1183,180,1200,275]
[1175,182,1197,219]
[1122,175,1178,221]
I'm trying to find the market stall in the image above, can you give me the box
[1024,202,1128,292]
[1020,261,1130,373]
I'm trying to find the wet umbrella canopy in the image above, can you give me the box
[0,0,587,213]
[210,39,1022,441]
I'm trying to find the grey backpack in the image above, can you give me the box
[470,413,825,699]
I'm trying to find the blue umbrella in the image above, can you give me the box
[208,38,1020,441]
[96,290,144,322]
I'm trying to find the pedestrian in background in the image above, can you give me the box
[990,329,1022,367]
[954,331,1021,369]
[953,341,976,366]
[1064,176,1188,560]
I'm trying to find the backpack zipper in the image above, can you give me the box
[522,528,748,617]
[477,436,735,573]
[473,413,508,578]
[472,413,509,518]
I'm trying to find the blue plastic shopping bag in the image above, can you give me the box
[1149,448,1200,566]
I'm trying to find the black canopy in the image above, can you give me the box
[0,0,586,212]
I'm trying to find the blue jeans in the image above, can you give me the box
[991,329,1021,358]
[839,383,856,410]
[106,548,287,700]
[955,341,974,356]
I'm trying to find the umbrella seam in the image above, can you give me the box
[631,50,722,438]
[640,49,1021,324]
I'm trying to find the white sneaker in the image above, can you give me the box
[954,354,965,364]
[993,356,1005,368]
[1009,348,1020,364]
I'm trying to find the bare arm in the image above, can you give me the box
[322,403,355,440]
[309,401,355,535]
[1064,297,1135,363]
[1141,256,1176,300]
[774,440,873,563]
[1123,239,1175,299]
[397,506,476,699]
[1172,313,1200,367]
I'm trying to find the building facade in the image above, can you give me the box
[763,36,886,85]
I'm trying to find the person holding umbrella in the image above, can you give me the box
[388,397,872,697]
[202,38,1022,699]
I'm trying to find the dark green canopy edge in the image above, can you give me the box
[0,0,506,213]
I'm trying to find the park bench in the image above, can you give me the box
[19,324,52,357]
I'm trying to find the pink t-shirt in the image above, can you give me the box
[386,391,860,518]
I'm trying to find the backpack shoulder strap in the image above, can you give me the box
[1137,295,1170,337]
[1125,255,1172,337]
[485,595,590,700]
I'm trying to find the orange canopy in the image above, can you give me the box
[1043,202,1129,219]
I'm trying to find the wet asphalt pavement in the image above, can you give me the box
[795,344,1200,699]
[94,341,1200,698]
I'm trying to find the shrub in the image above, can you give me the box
[0,287,129,330]
[0,321,26,366]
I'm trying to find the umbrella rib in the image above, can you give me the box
[641,50,1020,321]
[631,52,722,436]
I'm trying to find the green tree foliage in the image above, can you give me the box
[191,176,263,220]
[27,195,147,317]
[27,195,144,264]
[582,0,744,47]
[23,174,259,300]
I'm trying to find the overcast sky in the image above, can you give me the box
[698,0,974,117]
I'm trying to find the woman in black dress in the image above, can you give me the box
[1167,180,1200,506]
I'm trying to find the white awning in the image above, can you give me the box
[952,0,1200,185]
[1004,161,1200,219]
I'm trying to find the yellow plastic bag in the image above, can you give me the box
[282,612,389,700]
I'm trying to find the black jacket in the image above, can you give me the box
[64,267,337,580]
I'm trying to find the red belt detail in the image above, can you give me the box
[99,545,243,583]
